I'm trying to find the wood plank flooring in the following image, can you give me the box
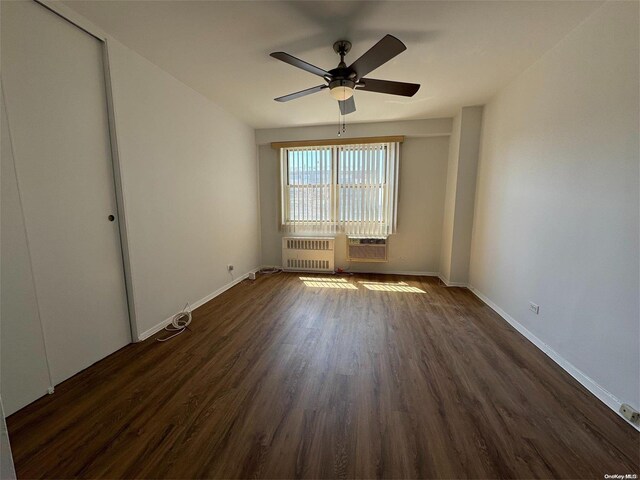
[7,273,639,479]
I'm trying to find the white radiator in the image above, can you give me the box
[282,237,335,272]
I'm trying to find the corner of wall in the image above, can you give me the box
[439,107,483,285]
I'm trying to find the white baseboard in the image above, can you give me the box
[348,270,439,277]
[438,275,468,287]
[468,284,640,432]
[136,267,260,342]
[267,265,439,277]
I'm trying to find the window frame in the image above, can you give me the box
[280,142,398,235]
[282,146,335,226]
[336,144,388,224]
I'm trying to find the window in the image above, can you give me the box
[280,142,399,236]
[285,147,332,226]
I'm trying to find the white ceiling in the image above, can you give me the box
[63,0,602,129]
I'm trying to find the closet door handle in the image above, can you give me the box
[108,215,115,222]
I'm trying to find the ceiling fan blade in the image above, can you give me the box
[348,34,406,79]
[357,78,420,97]
[339,96,356,115]
[274,85,327,102]
[270,52,330,78]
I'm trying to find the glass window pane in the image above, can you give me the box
[287,149,331,186]
[286,148,332,222]
[338,147,386,184]
[337,146,387,223]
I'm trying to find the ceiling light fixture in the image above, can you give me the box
[329,79,355,101]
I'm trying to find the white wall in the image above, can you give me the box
[440,106,483,285]
[440,112,461,283]
[255,119,453,145]
[257,119,451,273]
[107,40,260,338]
[470,0,639,413]
[450,107,482,283]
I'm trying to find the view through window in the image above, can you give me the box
[281,142,399,236]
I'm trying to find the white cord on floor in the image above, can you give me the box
[157,303,192,342]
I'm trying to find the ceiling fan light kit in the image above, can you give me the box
[270,34,420,117]
[329,80,355,101]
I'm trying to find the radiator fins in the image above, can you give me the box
[282,237,335,272]
[286,259,330,270]
[285,239,331,251]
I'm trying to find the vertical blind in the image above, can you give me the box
[280,142,399,236]
[282,146,334,233]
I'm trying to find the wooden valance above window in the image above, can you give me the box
[270,135,405,149]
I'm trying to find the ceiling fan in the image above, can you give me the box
[270,34,420,115]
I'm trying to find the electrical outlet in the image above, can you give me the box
[529,302,540,314]
[620,404,640,424]
[227,264,234,272]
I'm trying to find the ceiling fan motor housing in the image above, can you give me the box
[329,78,356,90]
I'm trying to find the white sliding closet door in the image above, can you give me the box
[1,1,131,385]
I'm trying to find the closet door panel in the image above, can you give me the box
[1,1,131,385]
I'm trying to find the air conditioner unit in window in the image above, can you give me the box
[347,237,388,262]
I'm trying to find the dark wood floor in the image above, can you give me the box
[8,273,639,479]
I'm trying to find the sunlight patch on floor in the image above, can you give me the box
[303,280,357,289]
[358,280,426,293]
[299,276,424,292]
[299,277,347,283]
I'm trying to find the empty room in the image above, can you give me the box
[0,0,638,478]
